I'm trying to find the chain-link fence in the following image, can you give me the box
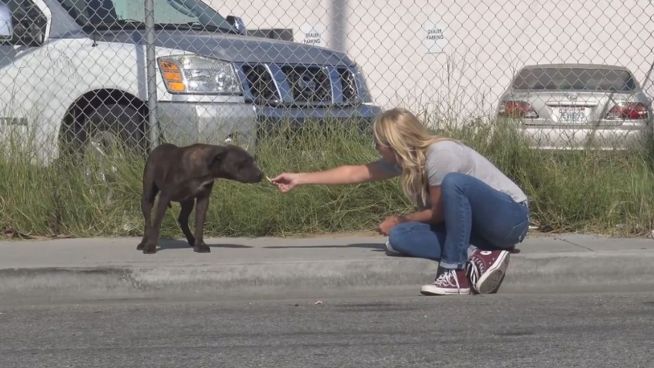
[0,0,653,164]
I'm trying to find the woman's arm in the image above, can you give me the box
[378,185,444,235]
[272,160,398,192]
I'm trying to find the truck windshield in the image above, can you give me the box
[56,0,238,33]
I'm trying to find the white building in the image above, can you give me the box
[210,0,654,121]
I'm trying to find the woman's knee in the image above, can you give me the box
[441,172,469,193]
[388,222,417,247]
[387,222,443,260]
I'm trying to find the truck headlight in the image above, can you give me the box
[158,55,241,95]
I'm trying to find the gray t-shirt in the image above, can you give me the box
[374,140,527,206]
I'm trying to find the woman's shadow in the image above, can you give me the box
[157,240,386,253]
[264,243,388,253]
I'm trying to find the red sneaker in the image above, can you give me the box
[420,268,470,295]
[467,249,510,294]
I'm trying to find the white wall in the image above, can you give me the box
[208,0,654,121]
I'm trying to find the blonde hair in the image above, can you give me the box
[373,107,452,207]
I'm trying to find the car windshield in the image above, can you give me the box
[512,67,636,92]
[55,0,238,33]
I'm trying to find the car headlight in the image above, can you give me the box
[158,55,241,95]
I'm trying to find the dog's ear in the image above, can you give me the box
[207,146,228,169]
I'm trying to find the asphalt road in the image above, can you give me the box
[1,291,652,368]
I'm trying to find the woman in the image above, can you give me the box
[271,107,529,296]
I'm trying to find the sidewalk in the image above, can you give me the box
[0,232,653,299]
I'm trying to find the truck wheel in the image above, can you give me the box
[80,104,147,184]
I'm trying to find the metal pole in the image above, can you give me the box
[329,0,347,52]
[144,0,159,150]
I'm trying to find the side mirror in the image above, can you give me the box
[225,15,246,35]
[0,4,13,42]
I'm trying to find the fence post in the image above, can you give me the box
[144,0,160,150]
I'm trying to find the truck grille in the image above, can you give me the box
[242,64,279,104]
[338,67,358,104]
[282,65,331,104]
[237,63,361,107]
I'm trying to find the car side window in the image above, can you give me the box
[0,0,47,46]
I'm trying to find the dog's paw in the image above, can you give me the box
[142,244,158,254]
[193,243,211,253]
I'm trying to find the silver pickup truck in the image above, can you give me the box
[0,0,380,164]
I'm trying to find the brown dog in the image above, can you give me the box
[137,143,263,254]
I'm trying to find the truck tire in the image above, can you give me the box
[84,104,147,155]
[79,104,147,184]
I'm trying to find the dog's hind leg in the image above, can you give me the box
[137,182,159,251]
[142,193,170,254]
[178,199,196,247]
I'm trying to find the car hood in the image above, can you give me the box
[92,30,354,66]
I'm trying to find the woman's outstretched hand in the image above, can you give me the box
[270,173,301,192]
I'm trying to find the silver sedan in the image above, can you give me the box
[496,64,652,150]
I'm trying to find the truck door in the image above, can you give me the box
[0,0,48,148]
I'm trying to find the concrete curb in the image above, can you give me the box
[1,247,652,298]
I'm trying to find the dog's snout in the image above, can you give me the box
[242,169,264,183]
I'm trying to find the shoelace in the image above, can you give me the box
[467,260,481,287]
[434,270,459,289]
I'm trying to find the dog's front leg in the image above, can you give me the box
[142,194,171,254]
[178,199,196,247]
[193,192,211,253]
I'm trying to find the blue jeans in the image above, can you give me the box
[387,173,529,270]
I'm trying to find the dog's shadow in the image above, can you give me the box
[158,239,252,250]
[156,241,385,252]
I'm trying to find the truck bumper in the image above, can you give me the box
[157,102,381,151]
[157,102,258,151]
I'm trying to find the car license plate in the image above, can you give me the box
[558,106,587,123]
